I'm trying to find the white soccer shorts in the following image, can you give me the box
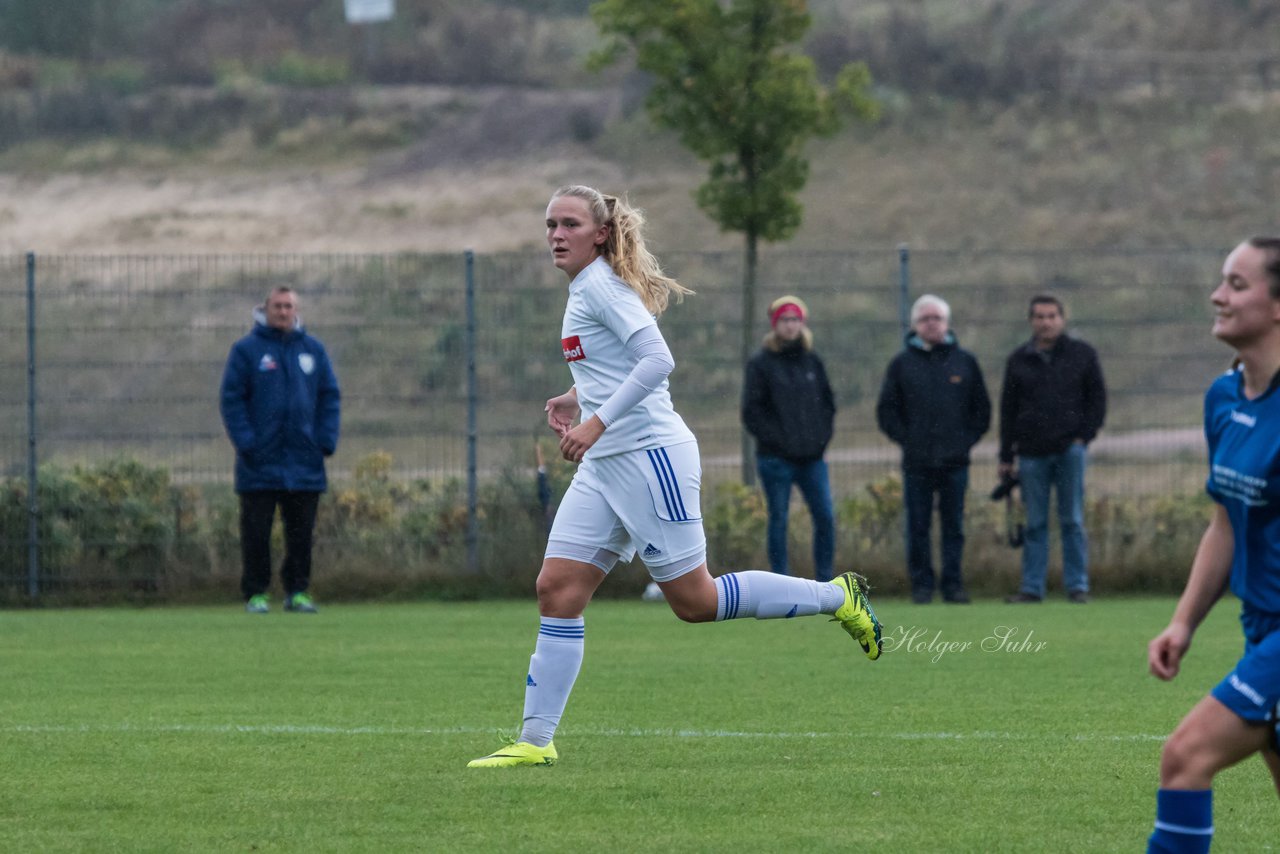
[546,440,706,579]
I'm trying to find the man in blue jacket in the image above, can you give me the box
[999,294,1106,604]
[220,286,341,614]
[877,295,991,604]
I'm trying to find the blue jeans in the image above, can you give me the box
[903,466,969,600]
[756,455,835,582]
[1018,444,1089,597]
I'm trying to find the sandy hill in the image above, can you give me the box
[2,79,1279,257]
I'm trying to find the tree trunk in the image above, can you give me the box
[740,228,759,485]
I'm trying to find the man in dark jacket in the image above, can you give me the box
[220,286,341,614]
[999,293,1106,604]
[742,295,837,581]
[877,295,991,604]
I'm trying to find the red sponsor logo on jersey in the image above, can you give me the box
[562,335,586,362]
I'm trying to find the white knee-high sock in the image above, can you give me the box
[519,616,584,747]
[715,571,843,620]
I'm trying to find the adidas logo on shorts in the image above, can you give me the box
[643,543,662,558]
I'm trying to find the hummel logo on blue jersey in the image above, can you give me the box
[1231,410,1257,428]
[526,674,537,687]
[643,543,662,558]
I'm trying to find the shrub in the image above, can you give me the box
[704,480,767,571]
[838,474,904,556]
[87,59,148,96]
[1088,491,1213,593]
[0,457,178,598]
[261,51,349,88]
[0,452,1226,606]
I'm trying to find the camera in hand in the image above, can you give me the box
[990,474,1020,501]
[990,473,1025,547]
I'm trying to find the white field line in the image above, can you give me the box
[2,722,1167,742]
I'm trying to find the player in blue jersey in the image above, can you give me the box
[468,185,883,768]
[1146,237,1280,852]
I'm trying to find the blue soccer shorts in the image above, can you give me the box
[1211,627,1280,752]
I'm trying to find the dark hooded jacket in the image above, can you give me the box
[742,332,836,464]
[876,330,991,470]
[219,307,341,493]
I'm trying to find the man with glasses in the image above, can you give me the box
[877,295,991,604]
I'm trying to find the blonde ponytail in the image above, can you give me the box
[551,185,693,316]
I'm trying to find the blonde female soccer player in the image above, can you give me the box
[468,185,883,768]
[1146,237,1280,851]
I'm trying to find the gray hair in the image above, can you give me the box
[910,294,950,323]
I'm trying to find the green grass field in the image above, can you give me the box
[2,597,1274,852]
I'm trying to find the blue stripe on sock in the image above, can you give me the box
[539,622,584,639]
[718,573,739,620]
[646,450,677,519]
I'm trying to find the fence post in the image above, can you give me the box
[464,250,479,574]
[894,243,911,574]
[897,243,911,339]
[26,251,39,599]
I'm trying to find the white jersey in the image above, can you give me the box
[561,257,694,459]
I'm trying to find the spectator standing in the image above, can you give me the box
[219,286,341,614]
[998,294,1106,604]
[876,295,991,604]
[741,295,838,582]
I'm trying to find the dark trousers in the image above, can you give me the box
[239,490,321,600]
[903,466,969,600]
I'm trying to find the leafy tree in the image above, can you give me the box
[589,0,877,481]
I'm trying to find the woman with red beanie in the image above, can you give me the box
[742,295,838,582]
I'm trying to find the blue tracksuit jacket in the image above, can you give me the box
[219,310,341,493]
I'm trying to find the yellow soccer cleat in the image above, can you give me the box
[467,738,558,768]
[830,572,883,661]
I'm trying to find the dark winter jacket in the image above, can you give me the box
[876,331,991,470]
[998,334,1106,463]
[742,337,836,464]
[219,309,341,493]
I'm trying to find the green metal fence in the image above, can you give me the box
[0,247,1230,593]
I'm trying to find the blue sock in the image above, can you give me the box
[1147,788,1212,854]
